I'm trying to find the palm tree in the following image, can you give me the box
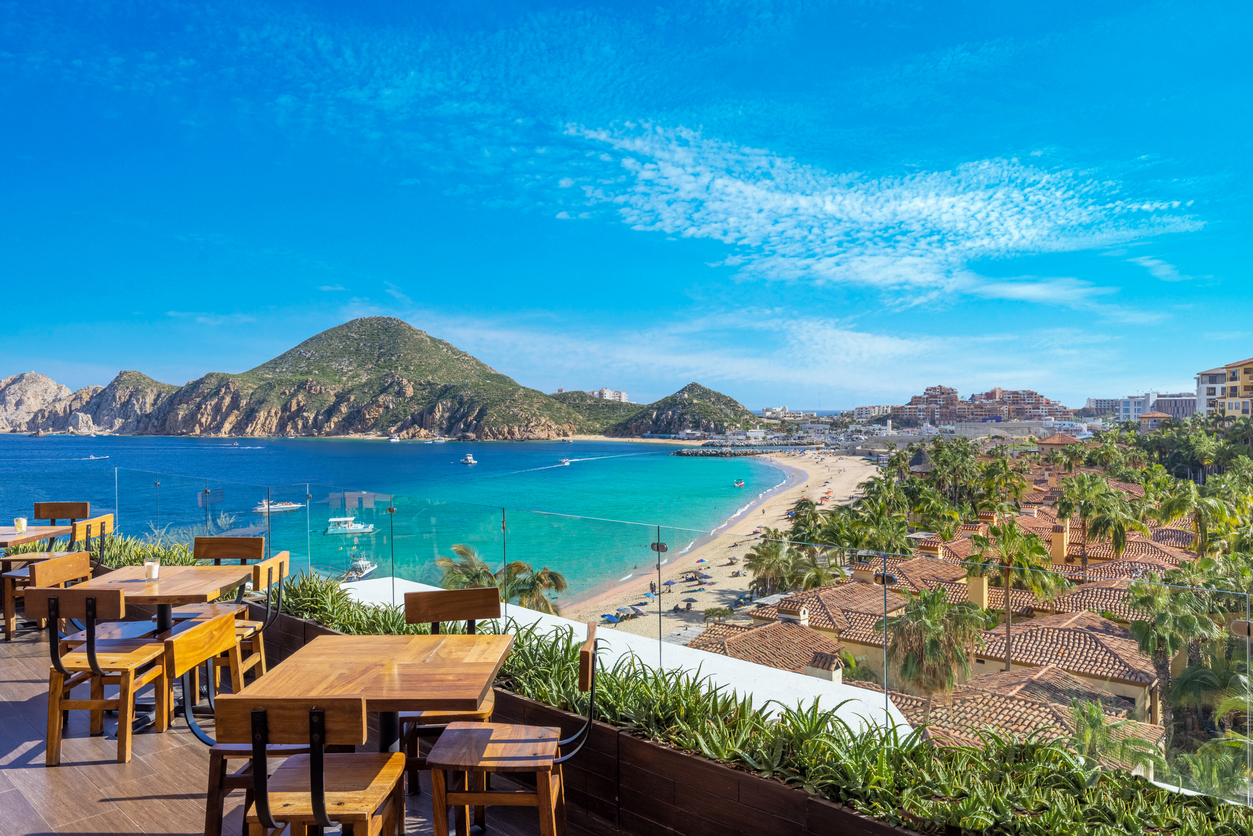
[1088,496,1149,560]
[703,606,734,623]
[970,519,1066,671]
[436,544,567,615]
[879,586,990,722]
[745,530,794,595]
[1055,473,1115,578]
[1126,574,1222,750]
[1066,699,1165,775]
[1158,480,1237,557]
[1061,443,1088,474]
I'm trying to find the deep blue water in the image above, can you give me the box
[0,435,785,598]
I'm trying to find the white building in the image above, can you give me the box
[760,406,788,419]
[853,405,892,420]
[1084,398,1120,415]
[589,388,629,403]
[1117,392,1195,422]
[1196,367,1227,417]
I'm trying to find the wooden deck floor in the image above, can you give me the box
[0,625,612,836]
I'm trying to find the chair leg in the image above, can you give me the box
[405,727,422,795]
[3,577,16,641]
[535,769,558,836]
[46,670,66,766]
[89,675,105,736]
[553,764,566,836]
[452,771,470,836]
[116,669,135,763]
[473,771,487,831]
[205,749,228,836]
[227,643,245,695]
[253,631,267,677]
[389,775,406,836]
[431,768,450,836]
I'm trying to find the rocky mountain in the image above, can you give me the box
[549,390,640,434]
[0,373,74,432]
[9,319,756,440]
[606,383,758,436]
[132,317,583,439]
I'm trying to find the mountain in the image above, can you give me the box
[10,319,756,439]
[606,383,758,436]
[0,373,74,432]
[135,317,583,439]
[549,390,641,433]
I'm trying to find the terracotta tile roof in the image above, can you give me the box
[1139,411,1172,420]
[1151,526,1197,550]
[1065,533,1191,565]
[1106,479,1146,499]
[1038,433,1082,446]
[1051,580,1147,623]
[1079,555,1180,582]
[750,581,907,633]
[978,611,1156,685]
[887,557,967,592]
[687,620,845,674]
[1225,357,1253,369]
[964,664,1136,718]
[886,685,1163,769]
[986,585,1045,617]
[838,610,889,645]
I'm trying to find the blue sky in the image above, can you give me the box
[2,0,1248,409]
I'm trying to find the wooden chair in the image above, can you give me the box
[214,694,406,836]
[205,551,289,687]
[400,588,501,795]
[32,501,91,550]
[164,613,247,747]
[427,623,599,836]
[26,587,169,764]
[170,537,268,622]
[69,514,114,569]
[3,551,92,642]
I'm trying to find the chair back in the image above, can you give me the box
[194,536,265,566]
[555,623,599,766]
[404,587,501,635]
[33,502,90,525]
[24,587,125,678]
[29,552,91,588]
[164,613,239,679]
[251,551,290,629]
[69,515,113,565]
[215,694,368,830]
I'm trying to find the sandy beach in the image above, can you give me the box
[562,450,880,637]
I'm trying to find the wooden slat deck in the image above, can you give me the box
[0,625,611,836]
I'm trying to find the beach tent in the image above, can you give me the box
[600,614,620,624]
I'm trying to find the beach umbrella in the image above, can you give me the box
[682,598,699,603]
[616,606,634,613]
[643,592,657,598]
[696,558,706,563]
[663,580,677,586]
[698,573,713,579]
[601,614,620,623]
[630,606,647,615]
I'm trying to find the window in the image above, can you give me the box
[1207,387,1216,395]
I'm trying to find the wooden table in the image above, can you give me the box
[0,525,71,549]
[0,552,70,573]
[76,564,253,633]
[241,634,515,752]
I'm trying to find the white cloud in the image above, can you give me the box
[319,284,346,291]
[1128,255,1191,282]
[165,311,256,326]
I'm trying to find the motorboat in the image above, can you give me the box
[325,517,375,535]
[86,455,110,461]
[424,440,433,444]
[461,454,477,465]
[734,479,744,487]
[433,437,447,444]
[559,458,570,466]
[562,438,574,444]
[389,434,401,442]
[342,551,378,581]
[253,500,305,514]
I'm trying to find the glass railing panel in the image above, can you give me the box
[302,483,396,588]
[113,468,269,546]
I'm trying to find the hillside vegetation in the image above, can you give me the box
[607,382,758,436]
[549,390,640,433]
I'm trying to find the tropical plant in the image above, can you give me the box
[879,586,990,722]
[1056,472,1116,577]
[703,606,734,623]
[1066,698,1166,776]
[436,543,568,614]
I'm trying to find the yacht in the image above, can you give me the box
[389,434,401,442]
[461,454,477,465]
[559,458,570,466]
[561,438,574,444]
[253,500,305,514]
[325,517,375,535]
[433,437,447,444]
[343,551,378,581]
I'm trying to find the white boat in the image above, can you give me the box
[343,551,378,581]
[562,438,574,444]
[86,455,109,461]
[559,458,570,466]
[424,440,433,444]
[389,434,400,442]
[253,500,305,514]
[461,454,477,465]
[433,437,447,444]
[325,517,375,535]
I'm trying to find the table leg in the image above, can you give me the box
[155,604,174,635]
[379,711,400,753]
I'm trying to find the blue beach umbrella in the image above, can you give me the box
[663,580,677,586]
[601,614,620,624]
[643,592,657,598]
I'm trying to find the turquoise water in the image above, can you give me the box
[0,435,786,598]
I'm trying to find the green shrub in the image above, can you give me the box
[4,535,199,568]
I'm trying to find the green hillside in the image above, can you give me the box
[549,390,641,433]
[607,382,758,436]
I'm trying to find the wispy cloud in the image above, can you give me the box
[1128,255,1191,282]
[166,311,256,326]
[319,284,346,292]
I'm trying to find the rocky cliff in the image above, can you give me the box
[0,373,74,432]
[24,371,177,434]
[606,382,757,436]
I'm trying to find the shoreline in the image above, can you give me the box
[560,452,880,636]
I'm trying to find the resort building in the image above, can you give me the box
[686,616,847,682]
[589,387,629,402]
[853,404,891,420]
[1217,357,1253,417]
[1117,392,1195,422]
[1084,397,1121,415]
[1196,366,1227,416]
[1035,432,1083,453]
[1138,410,1173,433]
[972,611,1160,723]
[890,385,1073,426]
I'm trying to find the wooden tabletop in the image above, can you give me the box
[0,526,71,548]
[75,565,253,606]
[0,552,70,572]
[241,634,515,712]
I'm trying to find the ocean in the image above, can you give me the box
[0,434,786,599]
